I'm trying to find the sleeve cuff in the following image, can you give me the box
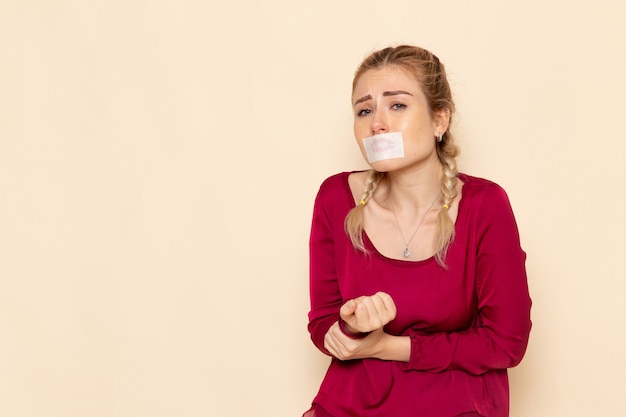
[339,318,371,339]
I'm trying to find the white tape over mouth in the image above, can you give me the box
[362,132,405,163]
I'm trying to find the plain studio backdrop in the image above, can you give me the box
[1,1,624,416]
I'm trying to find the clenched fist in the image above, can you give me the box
[323,292,399,360]
[340,291,397,334]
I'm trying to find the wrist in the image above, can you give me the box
[375,334,411,362]
[338,318,371,339]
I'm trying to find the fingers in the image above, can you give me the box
[324,322,341,357]
[324,321,361,360]
[340,292,397,333]
[353,296,381,328]
[356,292,397,326]
[339,299,357,318]
[323,321,365,360]
[375,291,397,321]
[324,321,386,361]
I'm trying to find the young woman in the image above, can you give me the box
[304,45,531,417]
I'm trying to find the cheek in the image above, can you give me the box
[356,140,371,164]
[353,131,365,150]
[401,133,437,156]
[354,120,370,139]
[355,136,364,152]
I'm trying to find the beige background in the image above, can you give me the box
[1,1,625,416]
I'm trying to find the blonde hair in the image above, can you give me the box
[345,45,460,266]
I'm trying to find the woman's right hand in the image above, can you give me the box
[339,291,397,334]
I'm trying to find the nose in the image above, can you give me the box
[370,111,388,135]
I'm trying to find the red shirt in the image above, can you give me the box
[306,172,531,417]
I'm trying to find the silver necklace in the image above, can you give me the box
[390,194,440,258]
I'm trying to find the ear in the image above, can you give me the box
[432,108,450,136]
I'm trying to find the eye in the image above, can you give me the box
[391,103,407,111]
[356,108,372,117]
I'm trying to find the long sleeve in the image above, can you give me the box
[307,175,346,356]
[400,184,532,375]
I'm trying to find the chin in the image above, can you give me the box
[367,158,407,172]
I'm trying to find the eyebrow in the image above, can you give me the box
[353,90,414,106]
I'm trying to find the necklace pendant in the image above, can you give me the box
[403,247,411,258]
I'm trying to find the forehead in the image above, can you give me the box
[352,66,421,96]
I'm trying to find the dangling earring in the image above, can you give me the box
[436,132,444,143]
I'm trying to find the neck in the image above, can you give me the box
[381,160,442,213]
